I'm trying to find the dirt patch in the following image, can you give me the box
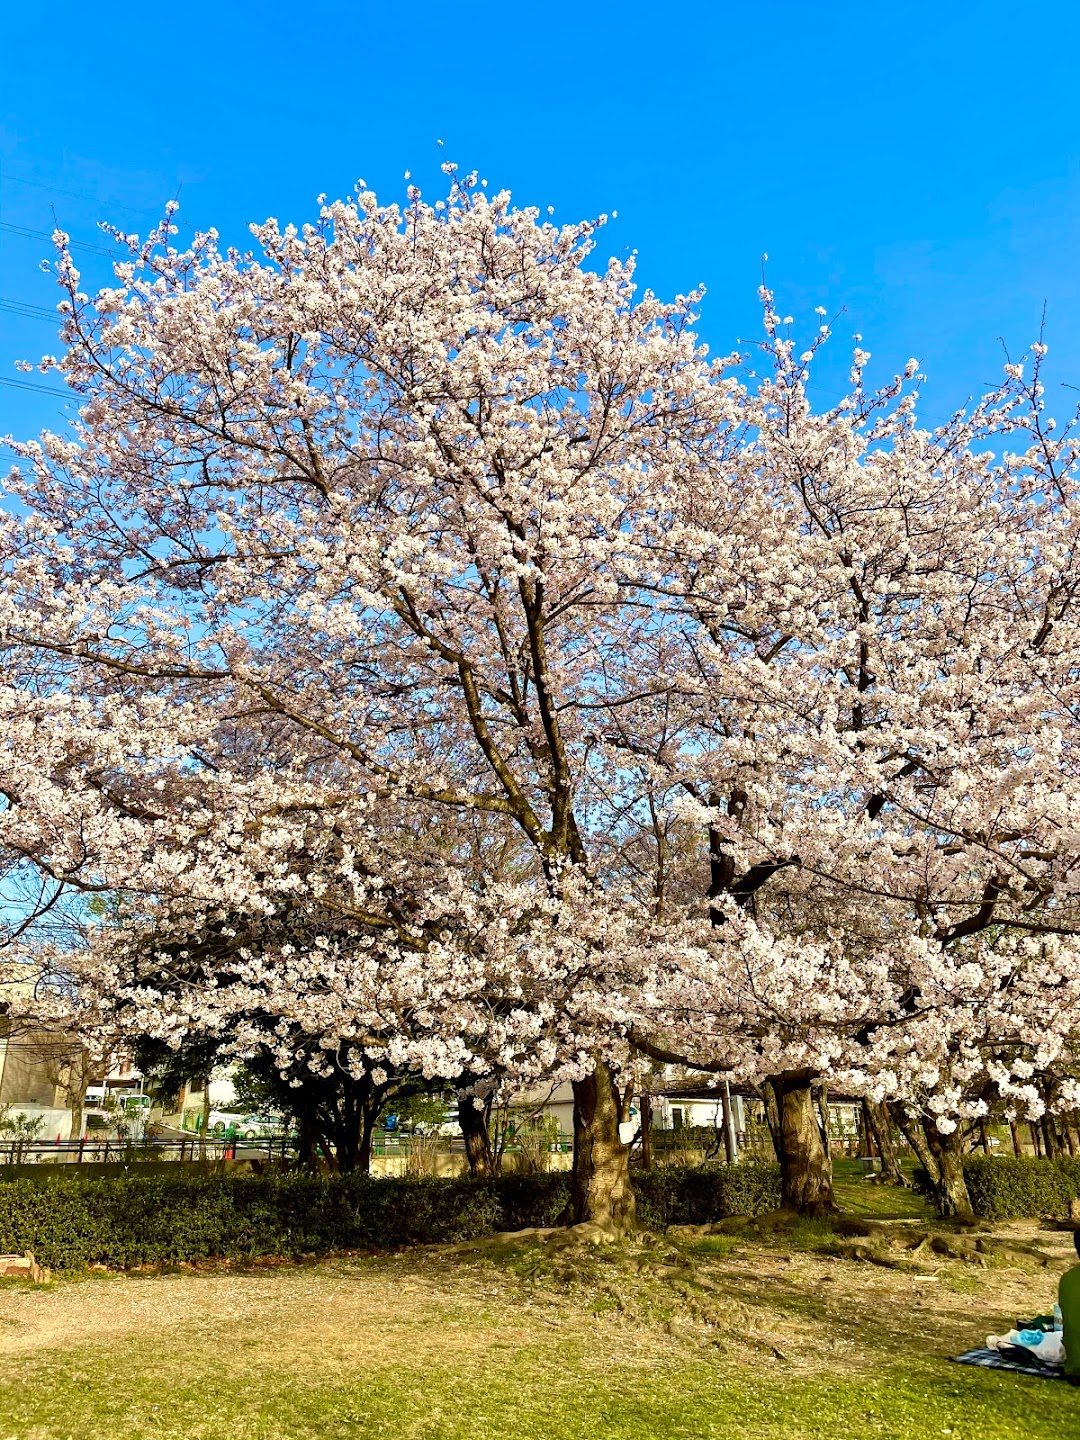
[0,1220,1071,1387]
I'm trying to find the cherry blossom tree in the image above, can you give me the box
[620,318,1080,1213]
[0,170,733,1230]
[3,175,1079,1228]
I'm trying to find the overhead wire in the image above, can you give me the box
[0,170,159,220]
[0,375,71,398]
[0,221,115,258]
[0,298,62,323]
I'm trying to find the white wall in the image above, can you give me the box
[0,1104,73,1141]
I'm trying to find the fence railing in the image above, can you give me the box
[0,1135,296,1166]
[0,1130,578,1167]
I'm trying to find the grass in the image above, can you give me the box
[0,1341,1075,1440]
[830,1158,931,1219]
[1,1202,1076,1440]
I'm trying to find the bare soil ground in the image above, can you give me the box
[0,1215,1075,1439]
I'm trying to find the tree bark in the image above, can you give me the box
[922,1120,974,1220]
[860,1099,877,1159]
[719,1088,733,1166]
[458,1091,495,1178]
[890,1103,939,1183]
[357,1100,378,1175]
[765,1073,835,1215]
[1009,1118,1023,1158]
[1041,1115,1060,1159]
[297,1108,318,1171]
[199,1084,211,1158]
[68,1086,85,1144]
[863,1100,907,1186]
[1030,1122,1043,1158]
[641,1093,653,1170]
[761,1082,783,1163]
[978,1117,992,1156]
[571,1060,635,1233]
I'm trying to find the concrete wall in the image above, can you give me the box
[0,1104,73,1142]
[369,1150,573,1179]
[0,1028,67,1110]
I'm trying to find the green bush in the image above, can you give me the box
[634,1160,781,1227]
[954,1155,1080,1220]
[0,1161,780,1270]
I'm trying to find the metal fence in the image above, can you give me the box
[0,1130,577,1167]
[0,1135,296,1166]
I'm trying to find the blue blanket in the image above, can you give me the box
[951,1346,1069,1382]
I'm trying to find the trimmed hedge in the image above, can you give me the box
[0,1162,781,1271]
[956,1155,1080,1221]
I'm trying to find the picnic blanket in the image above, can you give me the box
[951,1346,1071,1382]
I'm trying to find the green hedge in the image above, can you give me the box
[955,1156,1080,1220]
[0,1162,780,1271]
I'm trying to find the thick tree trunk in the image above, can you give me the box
[922,1121,974,1220]
[863,1100,907,1186]
[571,1061,635,1233]
[1009,1118,1023,1158]
[458,1092,496,1178]
[765,1073,835,1215]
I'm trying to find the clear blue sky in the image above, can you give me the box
[2,0,1080,445]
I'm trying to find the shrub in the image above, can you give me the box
[0,1161,780,1270]
[634,1160,781,1228]
[956,1155,1080,1221]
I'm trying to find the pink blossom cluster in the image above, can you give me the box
[1,174,1078,1127]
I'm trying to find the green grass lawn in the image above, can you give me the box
[830,1158,930,1218]
[2,1200,1076,1440]
[1,1334,1074,1440]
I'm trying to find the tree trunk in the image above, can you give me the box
[199,1084,211,1158]
[571,1060,635,1234]
[761,1082,783,1163]
[641,1093,653,1170]
[1041,1115,1060,1159]
[297,1109,318,1170]
[458,1091,496,1178]
[815,1082,831,1153]
[1009,1118,1023,1158]
[765,1073,835,1215]
[68,1087,85,1144]
[860,1099,877,1159]
[719,1088,733,1166]
[922,1121,974,1220]
[1067,1126,1079,1159]
[863,1100,907,1186]
[978,1117,992,1156]
[1030,1122,1043,1158]
[890,1103,940,1184]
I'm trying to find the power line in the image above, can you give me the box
[0,375,71,398]
[0,221,114,259]
[0,298,62,324]
[0,170,158,220]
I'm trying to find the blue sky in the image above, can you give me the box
[2,0,1079,445]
